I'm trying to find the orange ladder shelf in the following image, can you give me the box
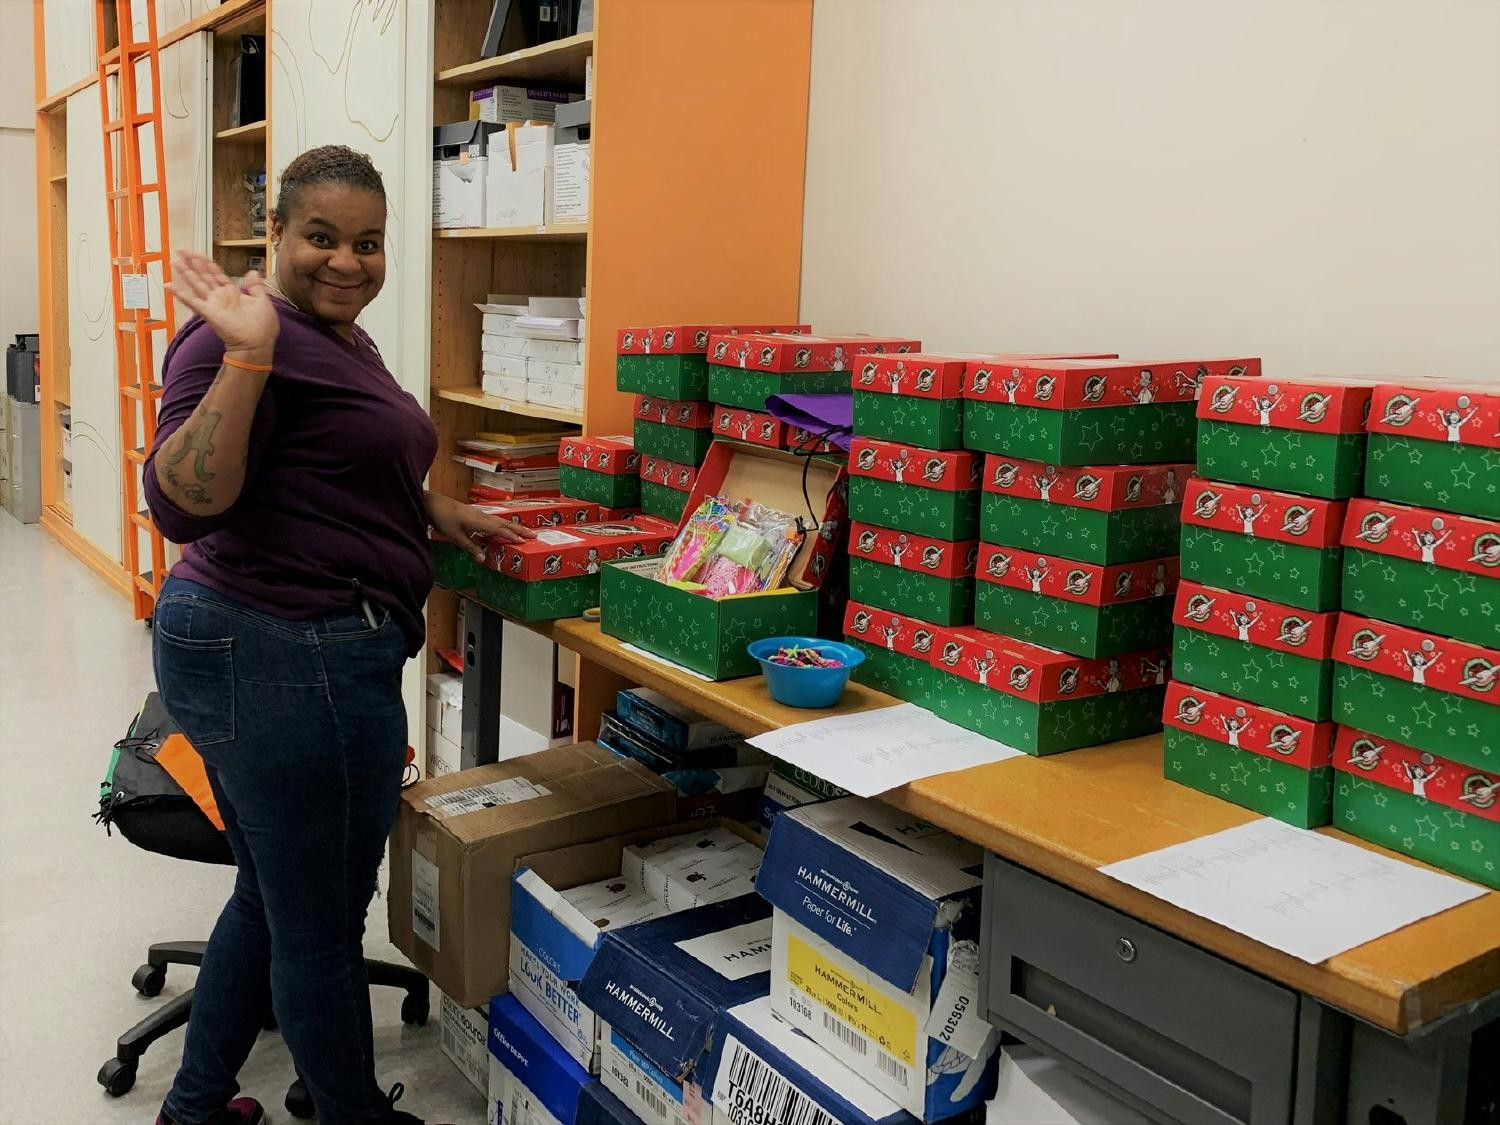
[94,0,175,619]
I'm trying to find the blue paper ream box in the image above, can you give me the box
[576,1081,638,1125]
[598,713,768,798]
[576,894,773,1084]
[615,687,743,755]
[488,994,592,1125]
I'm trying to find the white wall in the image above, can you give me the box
[1,0,39,349]
[800,0,1500,380]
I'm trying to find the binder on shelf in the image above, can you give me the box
[481,0,519,58]
[228,36,265,129]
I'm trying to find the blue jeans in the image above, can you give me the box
[152,576,409,1125]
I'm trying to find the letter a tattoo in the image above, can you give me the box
[165,410,222,482]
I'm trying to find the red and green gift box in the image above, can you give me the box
[1333,728,1499,890]
[930,626,1168,754]
[783,424,841,455]
[637,456,699,523]
[1162,681,1334,828]
[707,332,921,411]
[842,601,941,707]
[1366,384,1500,519]
[1196,375,1372,499]
[963,356,1260,464]
[975,543,1178,658]
[850,353,975,450]
[471,516,677,621]
[848,438,982,541]
[1341,497,1499,649]
[559,435,641,508]
[711,405,787,450]
[1332,613,1498,772]
[1172,580,1337,721]
[633,396,716,465]
[982,456,1189,566]
[615,323,809,400]
[1179,477,1347,612]
[848,520,977,626]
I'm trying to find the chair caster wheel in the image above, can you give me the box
[400,992,429,1026]
[285,1077,315,1119]
[98,1057,138,1097]
[132,963,166,997]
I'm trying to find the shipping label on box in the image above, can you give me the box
[600,1024,692,1125]
[1341,497,1499,648]
[1333,727,1500,890]
[1365,384,1500,519]
[712,407,786,449]
[1163,680,1335,770]
[485,519,676,582]
[439,990,491,1097]
[489,995,592,1125]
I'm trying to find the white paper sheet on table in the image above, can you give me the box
[746,702,1025,797]
[1099,818,1486,964]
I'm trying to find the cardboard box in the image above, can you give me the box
[1341,497,1499,648]
[427,671,464,745]
[387,745,676,1007]
[1179,477,1347,613]
[975,543,1177,658]
[615,687,740,755]
[616,324,811,400]
[1162,680,1335,827]
[470,84,579,123]
[634,396,715,465]
[711,406,786,451]
[486,123,553,228]
[553,141,590,223]
[528,337,587,364]
[963,357,1261,464]
[848,521,978,626]
[488,994,593,1125]
[849,439,983,541]
[599,1022,699,1125]
[1331,613,1498,771]
[426,724,463,778]
[638,472,696,523]
[1196,375,1373,499]
[982,456,1190,566]
[843,601,942,706]
[432,120,503,228]
[502,619,576,747]
[439,990,491,1097]
[1172,580,1338,721]
[598,714,769,823]
[576,894,772,1084]
[559,436,641,509]
[707,333,922,411]
[601,444,845,679]
[1366,383,1500,519]
[577,1080,639,1125]
[1332,727,1499,891]
[755,799,999,1119]
[931,626,1169,754]
[432,536,480,591]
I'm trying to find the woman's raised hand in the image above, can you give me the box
[166,251,279,363]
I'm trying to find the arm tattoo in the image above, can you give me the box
[164,409,222,482]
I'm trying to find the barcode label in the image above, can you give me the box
[877,1050,910,1088]
[423,777,550,818]
[713,1038,833,1125]
[822,1010,867,1056]
[440,1025,458,1055]
[636,1078,671,1122]
[410,851,440,950]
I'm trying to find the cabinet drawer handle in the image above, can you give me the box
[1116,937,1137,963]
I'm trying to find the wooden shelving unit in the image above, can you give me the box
[434,385,585,425]
[37,103,72,530]
[209,7,269,277]
[215,119,266,143]
[435,223,589,242]
[435,31,595,88]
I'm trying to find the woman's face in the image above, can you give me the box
[271,183,386,328]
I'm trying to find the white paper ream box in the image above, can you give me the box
[755,798,999,1120]
[439,990,491,1098]
[433,120,502,229]
[484,374,529,402]
[622,827,763,911]
[474,294,530,334]
[528,359,586,387]
[527,382,584,411]
[482,352,528,379]
[426,672,464,745]
[488,994,592,1125]
[553,141,590,224]
[426,724,463,778]
[501,619,574,745]
[387,745,676,1007]
[483,331,530,358]
[487,124,554,228]
[470,84,580,124]
[525,338,586,363]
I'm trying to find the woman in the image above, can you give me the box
[145,145,531,1125]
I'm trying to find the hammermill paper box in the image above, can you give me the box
[387,745,676,1007]
[754,798,1000,1120]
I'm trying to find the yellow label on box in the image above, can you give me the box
[786,931,918,1067]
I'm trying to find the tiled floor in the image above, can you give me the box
[0,514,486,1124]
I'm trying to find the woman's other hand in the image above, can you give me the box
[426,493,537,561]
[166,251,280,364]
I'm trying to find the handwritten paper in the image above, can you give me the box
[747,703,1025,797]
[1099,818,1486,964]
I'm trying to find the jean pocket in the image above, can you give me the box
[154,629,236,746]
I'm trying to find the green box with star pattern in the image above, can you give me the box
[431,537,480,591]
[842,603,939,707]
[848,439,982,541]
[1179,477,1346,612]
[1332,727,1499,891]
[1340,498,1499,649]
[1365,383,1500,519]
[848,522,977,627]
[559,465,640,509]
[1162,681,1335,827]
[1172,580,1338,721]
[1194,375,1374,500]
[931,626,1168,754]
[599,444,846,679]
[1332,612,1498,773]
[633,420,714,466]
[707,332,922,412]
[616,325,812,400]
[980,457,1190,566]
[850,353,973,449]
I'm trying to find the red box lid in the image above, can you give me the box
[559,435,638,475]
[1197,375,1373,433]
[851,354,972,400]
[842,601,942,663]
[964,357,1261,409]
[711,407,786,449]
[849,521,978,579]
[706,333,921,373]
[783,425,842,455]
[1332,612,1499,701]
[616,324,810,355]
[983,456,1191,510]
[1163,680,1334,768]
[635,396,716,430]
[472,496,598,529]
[1367,384,1500,450]
[1333,727,1499,820]
[1180,476,1346,548]
[849,439,982,493]
[638,455,699,492]
[1343,497,1500,578]
[932,625,1169,703]
[485,517,678,581]
[976,542,1177,606]
[1174,580,1338,659]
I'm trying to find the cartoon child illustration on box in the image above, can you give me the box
[1267,725,1303,756]
[891,449,913,485]
[1123,370,1157,404]
[581,548,601,575]
[881,617,902,651]
[1141,656,1168,685]
[1236,496,1267,537]
[579,447,594,469]
[1434,397,1480,443]
[1251,386,1284,427]
[986,551,1013,579]
[1000,369,1023,404]
[1460,658,1498,692]
[1149,563,1169,598]
[1034,466,1060,502]
[887,360,907,393]
[735,342,752,369]
[830,345,848,372]
[891,535,912,568]
[992,461,1019,489]
[1177,365,1208,397]
[1402,756,1443,798]
[1411,519,1452,565]
[1025,557,1051,594]
[1228,603,1262,643]
[1402,640,1443,685]
[1102,659,1122,693]
[1219,708,1252,749]
[1161,469,1180,505]
[970,650,997,686]
[737,416,752,441]
[642,328,655,354]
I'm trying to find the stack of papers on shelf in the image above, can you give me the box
[473,294,586,411]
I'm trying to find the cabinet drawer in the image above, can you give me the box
[982,854,1300,1125]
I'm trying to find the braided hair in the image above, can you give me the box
[272,145,386,224]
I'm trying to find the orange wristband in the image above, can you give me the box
[223,354,273,373]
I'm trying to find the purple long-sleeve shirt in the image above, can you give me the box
[144,297,438,655]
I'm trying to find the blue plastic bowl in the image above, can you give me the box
[747,636,866,709]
